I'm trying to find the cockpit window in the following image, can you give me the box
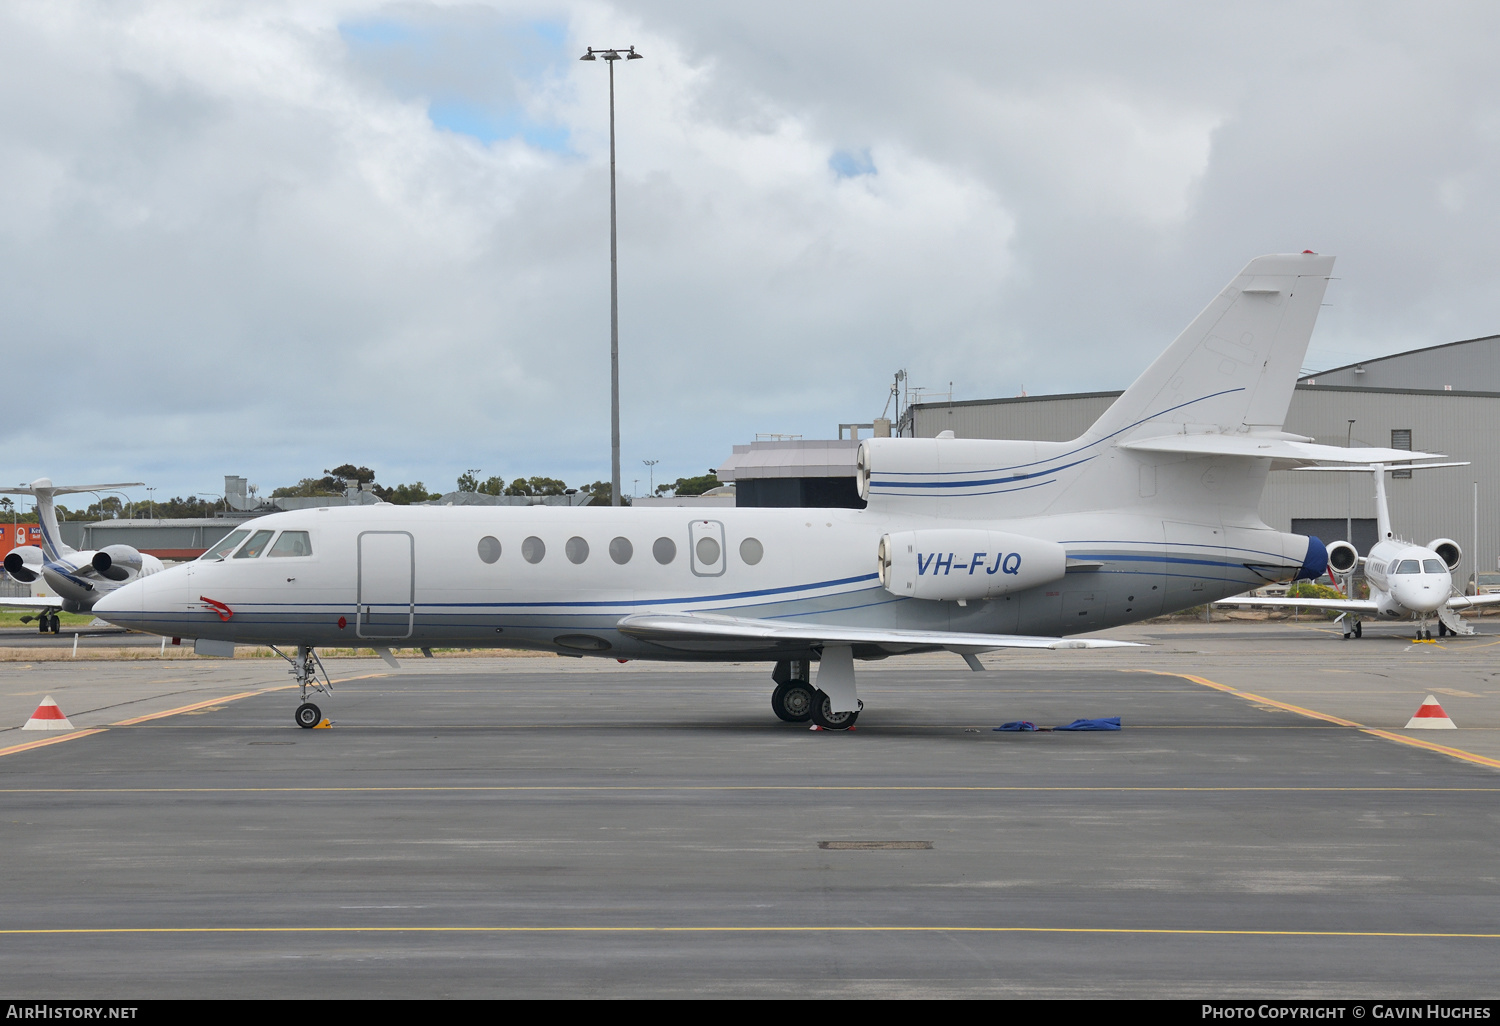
[1394,560,1420,574]
[233,530,275,559]
[1423,559,1446,574]
[201,530,249,561]
[268,531,313,558]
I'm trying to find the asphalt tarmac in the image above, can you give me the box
[1,621,1498,998]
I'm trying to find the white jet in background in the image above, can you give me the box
[1215,462,1500,638]
[0,478,163,632]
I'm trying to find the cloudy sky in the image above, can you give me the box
[3,1,1500,503]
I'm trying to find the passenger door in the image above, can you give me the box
[357,531,414,639]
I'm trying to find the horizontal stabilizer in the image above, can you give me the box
[1120,434,1444,467]
[0,482,144,496]
[615,611,1142,654]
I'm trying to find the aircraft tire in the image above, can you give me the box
[1354,622,1362,638]
[49,613,60,634]
[810,691,860,731]
[771,680,815,723]
[294,702,322,729]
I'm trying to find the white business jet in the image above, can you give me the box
[1215,462,1500,639]
[0,478,163,632]
[99,253,1346,730]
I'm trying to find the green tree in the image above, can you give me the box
[325,464,376,485]
[376,482,440,505]
[456,470,481,493]
[479,476,506,496]
[505,476,568,497]
[656,472,721,497]
[271,477,344,498]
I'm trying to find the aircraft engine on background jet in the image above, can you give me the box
[92,544,145,582]
[3,546,42,583]
[878,529,1067,601]
[1427,539,1462,572]
[1325,540,1360,575]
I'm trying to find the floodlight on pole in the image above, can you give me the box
[580,46,644,505]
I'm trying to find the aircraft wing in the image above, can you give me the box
[0,595,62,611]
[1213,595,1379,613]
[614,611,1142,655]
[1446,594,1500,609]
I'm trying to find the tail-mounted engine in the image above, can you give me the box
[1427,538,1462,572]
[91,544,145,582]
[1325,540,1360,575]
[878,529,1067,601]
[3,547,42,583]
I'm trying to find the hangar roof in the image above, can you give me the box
[1300,333,1500,391]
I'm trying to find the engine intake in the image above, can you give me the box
[879,529,1067,601]
[1325,540,1360,575]
[92,544,145,582]
[3,548,40,583]
[1427,538,1462,572]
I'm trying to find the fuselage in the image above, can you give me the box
[1362,540,1455,618]
[94,502,1320,659]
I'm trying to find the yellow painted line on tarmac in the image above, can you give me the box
[1,784,1498,795]
[110,689,288,726]
[1123,670,1363,727]
[1133,669,1500,772]
[1,924,1498,940]
[1361,730,1500,770]
[0,730,108,759]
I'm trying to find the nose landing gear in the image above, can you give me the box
[272,644,333,728]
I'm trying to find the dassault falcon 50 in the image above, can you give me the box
[1,478,161,632]
[100,253,1370,729]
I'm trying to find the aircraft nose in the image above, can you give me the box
[93,578,143,618]
[1393,576,1444,613]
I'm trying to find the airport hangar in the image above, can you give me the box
[719,335,1500,587]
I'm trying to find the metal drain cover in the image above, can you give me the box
[818,841,932,850]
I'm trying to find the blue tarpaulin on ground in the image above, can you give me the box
[1053,717,1121,731]
[993,721,1039,732]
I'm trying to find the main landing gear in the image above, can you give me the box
[1341,617,1363,639]
[771,650,863,731]
[272,644,333,729]
[26,611,61,634]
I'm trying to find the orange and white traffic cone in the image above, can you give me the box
[1405,695,1457,730]
[22,695,75,731]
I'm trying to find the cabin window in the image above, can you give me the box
[695,536,722,565]
[477,536,501,564]
[653,537,677,564]
[522,536,546,564]
[1423,559,1445,574]
[739,538,764,565]
[1395,560,1420,574]
[609,537,633,564]
[201,530,249,561]
[233,530,274,559]
[267,531,313,558]
[566,537,590,564]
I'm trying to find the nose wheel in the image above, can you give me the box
[273,644,332,728]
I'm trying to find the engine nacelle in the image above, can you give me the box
[92,545,145,582]
[1427,538,1462,572]
[1325,540,1360,575]
[879,529,1067,601]
[3,547,41,583]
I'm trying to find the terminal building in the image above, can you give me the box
[719,335,1500,584]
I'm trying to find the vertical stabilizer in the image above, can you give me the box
[0,479,146,561]
[1085,253,1335,442]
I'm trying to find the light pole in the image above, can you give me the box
[642,459,659,497]
[581,44,643,506]
[1345,419,1356,550]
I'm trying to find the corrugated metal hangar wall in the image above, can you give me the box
[902,336,1500,583]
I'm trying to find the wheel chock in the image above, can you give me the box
[314,718,333,729]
